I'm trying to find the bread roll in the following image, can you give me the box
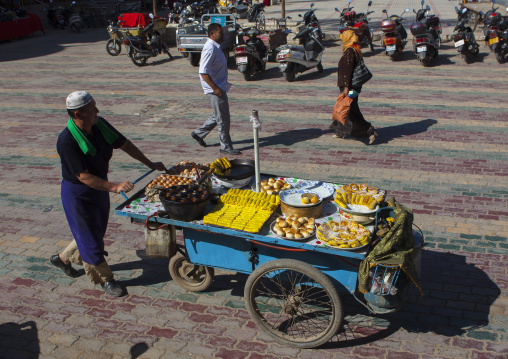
[294,233,303,239]
[274,224,281,232]
[300,229,310,238]
[263,185,271,190]
[298,217,306,225]
[292,222,301,229]
[267,189,274,195]
[268,178,275,184]
[284,183,291,189]
[283,227,291,233]
[279,221,288,228]
[273,182,281,189]
[276,230,285,237]
[261,179,268,186]
[286,232,295,239]
[308,218,315,226]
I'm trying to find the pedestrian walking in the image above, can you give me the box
[191,23,241,155]
[332,30,377,144]
[51,91,166,297]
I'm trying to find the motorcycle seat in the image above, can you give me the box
[288,45,305,52]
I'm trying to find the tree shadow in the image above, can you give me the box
[0,28,108,62]
[370,118,438,145]
[234,127,325,151]
[130,343,149,358]
[0,321,39,358]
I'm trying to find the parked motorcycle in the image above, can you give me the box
[37,0,65,29]
[276,25,323,82]
[335,0,374,51]
[106,20,125,56]
[452,18,479,63]
[380,8,409,60]
[247,2,265,23]
[298,3,323,41]
[410,0,441,67]
[61,2,85,32]
[485,8,508,63]
[234,27,267,81]
[123,15,173,67]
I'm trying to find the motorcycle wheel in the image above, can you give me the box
[283,71,296,82]
[495,50,508,64]
[162,42,173,59]
[369,41,374,52]
[462,53,472,64]
[189,52,200,66]
[242,71,251,81]
[71,23,80,33]
[106,39,121,56]
[316,62,323,73]
[129,49,148,67]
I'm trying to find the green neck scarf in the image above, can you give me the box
[67,117,119,157]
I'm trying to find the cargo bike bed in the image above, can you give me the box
[115,170,423,348]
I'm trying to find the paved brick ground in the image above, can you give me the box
[1,0,507,357]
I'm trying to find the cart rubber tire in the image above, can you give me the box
[316,62,323,73]
[129,48,148,67]
[169,252,214,292]
[244,259,343,349]
[106,39,121,56]
[189,52,200,66]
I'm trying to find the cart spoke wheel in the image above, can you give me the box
[169,252,214,292]
[245,259,343,349]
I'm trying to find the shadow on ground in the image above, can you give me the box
[0,321,39,358]
[373,118,437,145]
[235,127,325,151]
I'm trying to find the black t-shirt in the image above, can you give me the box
[57,117,127,184]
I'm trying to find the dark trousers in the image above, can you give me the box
[334,87,372,138]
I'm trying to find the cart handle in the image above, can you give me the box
[120,169,156,200]
[145,212,166,231]
[250,239,360,268]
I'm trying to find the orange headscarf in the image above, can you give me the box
[342,29,362,58]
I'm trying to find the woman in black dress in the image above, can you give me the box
[332,30,377,144]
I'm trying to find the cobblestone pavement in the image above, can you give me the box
[1,0,508,357]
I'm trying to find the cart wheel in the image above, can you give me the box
[244,259,343,349]
[169,252,214,292]
[189,52,200,66]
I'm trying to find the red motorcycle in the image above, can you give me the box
[335,0,374,51]
[380,8,409,60]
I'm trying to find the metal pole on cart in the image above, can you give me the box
[251,110,261,192]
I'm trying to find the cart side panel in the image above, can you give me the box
[184,228,360,293]
[184,229,254,274]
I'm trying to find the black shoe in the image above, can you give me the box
[329,121,338,130]
[101,280,126,297]
[50,254,79,278]
[220,148,241,155]
[191,132,206,147]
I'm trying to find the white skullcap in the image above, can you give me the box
[66,91,94,110]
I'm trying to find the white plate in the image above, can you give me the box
[236,56,248,64]
[270,220,316,242]
[336,202,379,215]
[386,45,396,51]
[279,189,322,207]
[454,39,464,47]
[297,181,335,199]
[417,46,427,53]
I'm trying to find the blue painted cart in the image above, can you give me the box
[115,171,423,349]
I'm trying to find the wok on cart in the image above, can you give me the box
[115,165,423,349]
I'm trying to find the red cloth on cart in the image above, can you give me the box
[0,13,45,41]
[263,0,270,6]
[118,13,165,27]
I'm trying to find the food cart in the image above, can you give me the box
[115,161,424,348]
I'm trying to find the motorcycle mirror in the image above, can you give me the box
[284,29,291,34]
[298,13,302,17]
[492,0,495,4]
[426,5,430,10]
[479,11,483,15]
[420,0,424,6]
[405,9,409,13]
[462,8,467,14]
[311,3,314,7]
[335,7,339,12]
[149,13,154,18]
[348,0,351,4]
[382,9,387,13]
[72,1,76,4]
[368,1,372,7]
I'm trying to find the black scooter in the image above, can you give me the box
[410,0,441,67]
[452,19,479,63]
[299,3,323,40]
[123,15,173,67]
[234,28,267,81]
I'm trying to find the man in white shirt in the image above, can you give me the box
[191,23,241,155]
